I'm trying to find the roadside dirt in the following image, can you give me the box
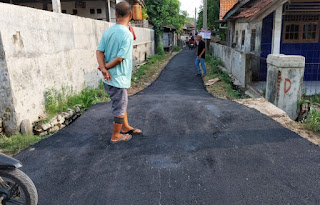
[128,52,180,95]
[235,98,320,146]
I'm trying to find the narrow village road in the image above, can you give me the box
[16,49,320,204]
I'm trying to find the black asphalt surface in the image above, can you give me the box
[16,49,320,205]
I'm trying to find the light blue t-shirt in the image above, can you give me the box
[97,24,133,88]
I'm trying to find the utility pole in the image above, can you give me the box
[203,0,209,53]
[195,7,197,35]
[203,0,207,31]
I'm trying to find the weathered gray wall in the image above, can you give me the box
[266,54,305,120]
[211,43,248,86]
[0,2,154,135]
[0,32,17,135]
[233,20,262,54]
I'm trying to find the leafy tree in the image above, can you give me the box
[196,0,226,40]
[145,0,187,53]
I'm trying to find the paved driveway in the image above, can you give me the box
[16,49,320,204]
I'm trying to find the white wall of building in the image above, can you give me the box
[233,20,262,55]
[0,2,154,134]
[20,1,110,20]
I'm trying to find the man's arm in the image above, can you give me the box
[199,48,205,59]
[105,57,124,70]
[96,50,112,82]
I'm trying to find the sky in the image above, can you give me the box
[179,0,203,19]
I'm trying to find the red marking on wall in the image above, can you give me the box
[284,78,292,94]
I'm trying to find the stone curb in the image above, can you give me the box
[33,106,83,136]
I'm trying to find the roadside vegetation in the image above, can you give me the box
[131,53,168,84]
[0,134,44,156]
[0,82,110,156]
[299,93,320,132]
[204,54,250,99]
[45,82,109,118]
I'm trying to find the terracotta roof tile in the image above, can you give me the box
[235,0,273,18]
[220,0,238,20]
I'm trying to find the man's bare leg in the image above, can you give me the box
[111,116,131,142]
[122,111,142,134]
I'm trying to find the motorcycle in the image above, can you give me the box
[0,153,38,205]
[188,39,196,50]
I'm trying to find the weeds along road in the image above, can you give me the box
[16,49,320,204]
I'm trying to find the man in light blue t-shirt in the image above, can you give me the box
[96,2,142,144]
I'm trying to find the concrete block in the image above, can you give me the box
[20,119,33,135]
[0,118,2,128]
[266,54,305,120]
[49,126,59,134]
[39,131,48,137]
[41,123,51,131]
[267,54,305,68]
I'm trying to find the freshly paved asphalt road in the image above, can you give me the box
[16,49,320,204]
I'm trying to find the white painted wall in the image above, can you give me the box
[212,43,247,86]
[233,20,262,54]
[0,2,154,134]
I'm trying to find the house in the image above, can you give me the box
[220,0,320,88]
[2,0,149,27]
[162,25,177,51]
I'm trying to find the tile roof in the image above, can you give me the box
[220,0,238,20]
[235,0,273,18]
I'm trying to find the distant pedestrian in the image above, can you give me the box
[195,35,206,77]
[96,2,142,144]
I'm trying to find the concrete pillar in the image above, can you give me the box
[52,0,61,13]
[271,5,282,54]
[266,54,305,120]
[105,0,111,22]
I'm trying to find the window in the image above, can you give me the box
[241,30,245,46]
[97,9,102,14]
[90,9,95,14]
[250,29,256,52]
[62,10,67,13]
[73,9,77,15]
[303,23,317,40]
[284,24,299,40]
[283,15,319,43]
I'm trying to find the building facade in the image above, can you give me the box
[1,0,149,27]
[221,0,320,83]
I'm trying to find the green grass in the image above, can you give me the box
[0,134,47,156]
[132,54,167,83]
[173,45,182,52]
[299,92,320,132]
[305,111,320,132]
[205,54,249,99]
[45,81,110,116]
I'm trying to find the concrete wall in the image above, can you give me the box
[0,33,17,134]
[20,1,108,20]
[0,2,154,135]
[266,54,305,120]
[211,43,251,86]
[232,20,262,55]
